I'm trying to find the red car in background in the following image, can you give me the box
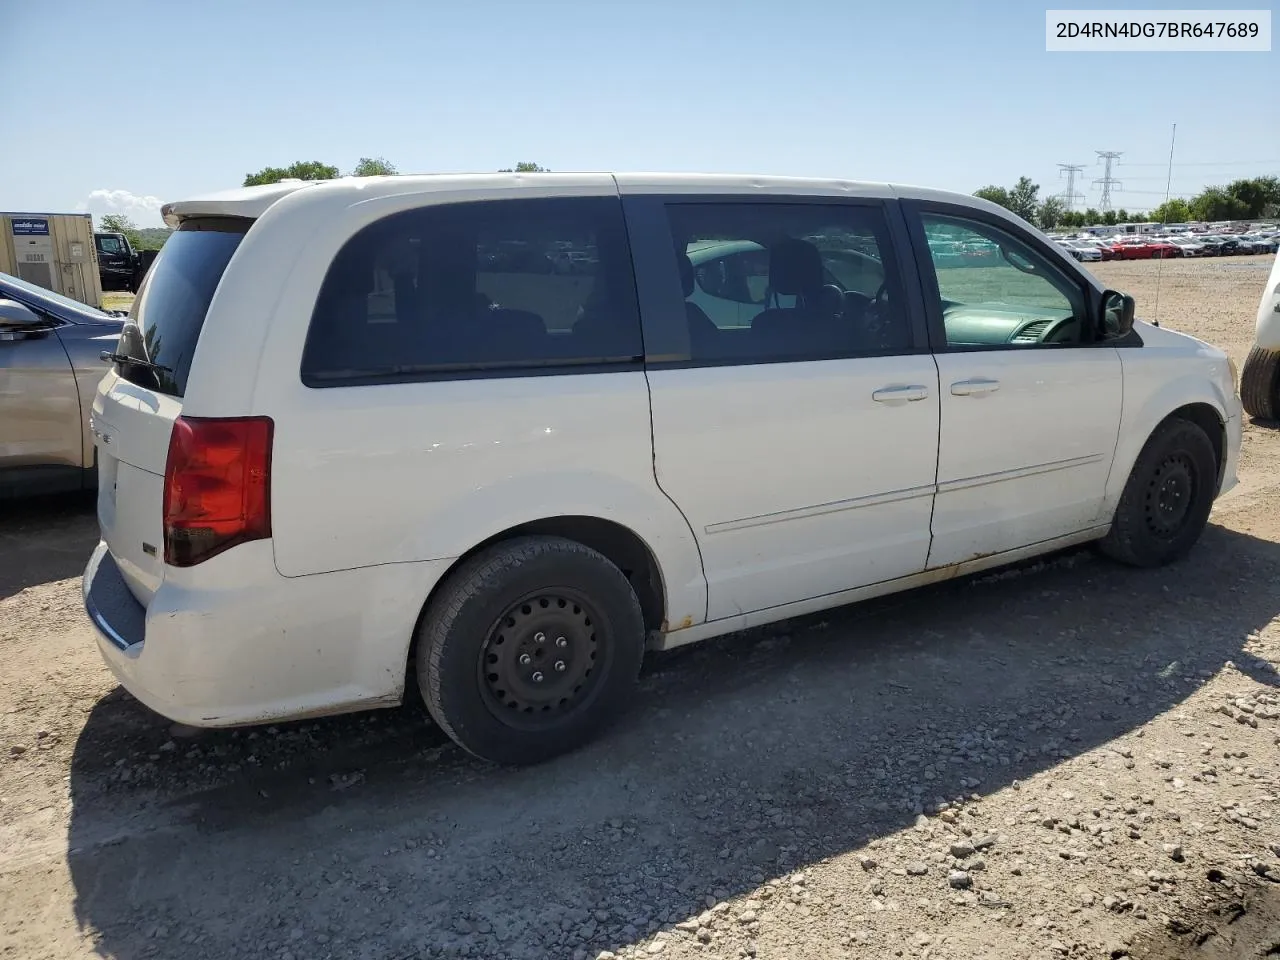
[1071,238,1117,260]
[1106,237,1182,260]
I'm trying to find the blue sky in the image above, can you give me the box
[3,0,1275,227]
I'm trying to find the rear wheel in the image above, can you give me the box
[416,536,646,765]
[1241,346,1280,420]
[1098,418,1217,568]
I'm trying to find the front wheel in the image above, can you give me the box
[1098,418,1217,568]
[415,536,646,765]
[1241,345,1280,420]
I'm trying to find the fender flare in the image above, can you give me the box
[1103,376,1231,516]
[394,468,708,631]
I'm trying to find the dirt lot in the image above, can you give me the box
[2,256,1279,960]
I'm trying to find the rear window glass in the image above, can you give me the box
[120,217,249,397]
[301,196,643,385]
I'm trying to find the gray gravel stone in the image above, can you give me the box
[948,870,972,889]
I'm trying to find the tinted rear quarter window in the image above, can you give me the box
[120,217,250,397]
[301,196,643,385]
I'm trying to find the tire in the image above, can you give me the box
[415,536,646,765]
[1098,418,1218,568]
[1241,345,1280,420]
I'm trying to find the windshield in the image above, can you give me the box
[0,271,110,321]
[121,217,250,397]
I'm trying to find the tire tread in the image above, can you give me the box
[1241,345,1280,421]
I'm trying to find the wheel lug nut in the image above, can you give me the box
[519,653,532,665]
[533,631,546,643]
[555,660,566,672]
[556,636,567,648]
[532,671,544,683]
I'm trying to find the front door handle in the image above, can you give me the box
[951,378,1001,397]
[872,384,930,405]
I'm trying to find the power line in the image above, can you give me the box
[1114,172,1279,181]
[1116,159,1280,167]
[1093,151,1123,212]
[1056,163,1086,211]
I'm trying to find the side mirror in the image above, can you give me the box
[0,299,46,340]
[1101,289,1135,339]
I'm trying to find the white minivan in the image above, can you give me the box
[83,174,1242,764]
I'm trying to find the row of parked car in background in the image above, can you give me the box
[1052,229,1280,262]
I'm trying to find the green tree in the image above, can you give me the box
[1115,208,1130,223]
[973,185,1011,208]
[98,213,142,249]
[973,178,1041,222]
[1006,176,1041,222]
[1037,197,1065,230]
[1189,187,1249,222]
[1100,210,1118,226]
[243,160,339,187]
[350,156,397,177]
[134,227,172,251]
[1151,198,1191,224]
[1082,207,1101,225]
[499,161,549,173]
[1223,176,1280,218]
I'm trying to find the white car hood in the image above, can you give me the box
[1135,319,1223,354]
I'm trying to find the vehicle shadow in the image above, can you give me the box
[0,492,97,601]
[64,523,1279,960]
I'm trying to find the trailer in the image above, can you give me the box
[0,212,104,309]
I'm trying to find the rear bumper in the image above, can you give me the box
[82,540,453,728]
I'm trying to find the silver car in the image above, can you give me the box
[0,273,123,498]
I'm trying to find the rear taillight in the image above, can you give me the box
[163,416,273,567]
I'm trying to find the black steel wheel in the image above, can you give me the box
[477,590,603,726]
[1099,417,1217,568]
[416,537,645,765]
[1143,453,1196,539]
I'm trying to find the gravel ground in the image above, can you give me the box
[2,256,1279,960]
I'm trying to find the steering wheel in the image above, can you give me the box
[852,282,892,347]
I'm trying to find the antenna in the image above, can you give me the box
[1057,164,1086,212]
[1152,125,1177,327]
[1093,151,1124,212]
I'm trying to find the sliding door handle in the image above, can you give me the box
[872,384,930,405]
[951,378,1001,397]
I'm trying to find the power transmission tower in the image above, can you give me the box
[1093,151,1123,212]
[1057,163,1086,211]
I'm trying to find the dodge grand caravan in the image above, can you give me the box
[82,173,1242,764]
